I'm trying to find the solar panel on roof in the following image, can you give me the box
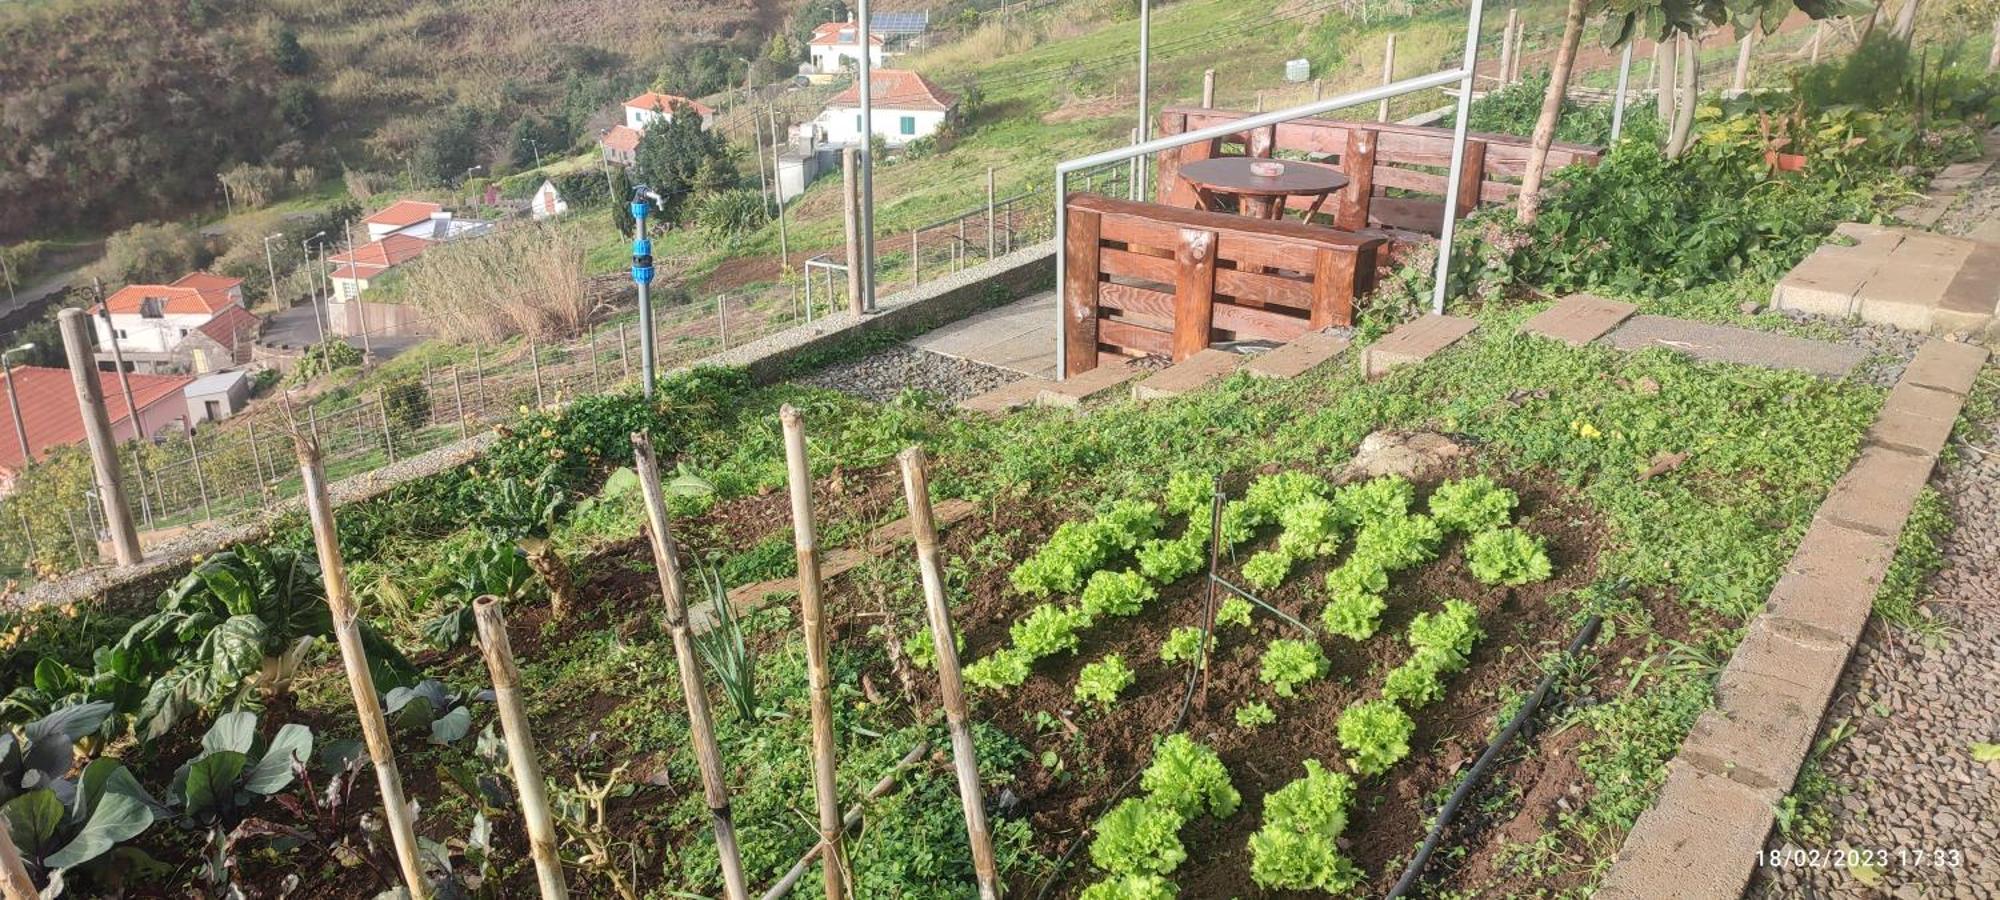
[869,11,929,34]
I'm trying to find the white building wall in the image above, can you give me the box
[96,312,216,354]
[811,43,885,74]
[814,106,948,148]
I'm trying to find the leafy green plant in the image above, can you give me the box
[1246,759,1362,893]
[167,711,315,886]
[1258,639,1328,698]
[1159,626,1205,667]
[1240,550,1292,592]
[1275,495,1342,559]
[0,756,157,887]
[1242,471,1327,526]
[1382,657,1447,708]
[1163,469,1213,517]
[1321,562,1390,641]
[1135,535,1205,583]
[1465,527,1554,586]
[901,625,963,671]
[1385,598,1484,709]
[1426,475,1518,534]
[1334,476,1414,528]
[1010,604,1091,659]
[1215,597,1252,630]
[690,562,759,721]
[424,537,535,650]
[1088,798,1185,877]
[964,648,1034,691]
[1080,569,1156,620]
[1075,654,1135,709]
[483,467,579,619]
[384,680,486,745]
[1079,873,1177,900]
[1141,734,1239,819]
[288,339,362,385]
[1350,513,1443,572]
[1235,702,1276,730]
[1337,700,1414,776]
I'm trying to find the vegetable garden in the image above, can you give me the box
[1,39,1995,900]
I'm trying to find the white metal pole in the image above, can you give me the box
[857,0,877,312]
[1053,169,1069,381]
[1610,39,1634,141]
[1137,0,1152,195]
[1431,0,1487,315]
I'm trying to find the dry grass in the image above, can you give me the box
[399,223,595,343]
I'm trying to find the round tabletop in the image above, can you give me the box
[1177,157,1349,197]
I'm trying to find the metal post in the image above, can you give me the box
[803,263,815,324]
[1129,127,1142,200]
[1432,0,1487,315]
[1379,34,1398,122]
[631,191,658,397]
[184,423,213,522]
[56,310,140,565]
[1136,0,1151,193]
[1610,39,1635,141]
[857,0,877,314]
[986,167,997,260]
[1053,168,1070,380]
[911,229,921,289]
[377,391,395,464]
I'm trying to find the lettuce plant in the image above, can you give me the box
[1337,699,1414,776]
[1427,475,1518,533]
[1322,562,1390,641]
[1247,759,1362,893]
[1158,626,1205,666]
[1010,604,1091,659]
[1075,655,1135,709]
[1350,513,1443,572]
[1334,475,1414,528]
[1010,520,1109,597]
[1240,550,1293,592]
[1215,597,1253,630]
[1382,658,1447,708]
[1164,469,1214,518]
[1136,535,1205,583]
[1079,874,1178,900]
[1142,734,1240,819]
[1081,569,1156,620]
[963,648,1033,691]
[1276,496,1342,559]
[1089,798,1186,876]
[1243,471,1328,522]
[1234,701,1276,730]
[1386,599,1484,708]
[1466,527,1554,586]
[1258,639,1328,698]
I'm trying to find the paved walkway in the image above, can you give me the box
[906,291,1057,378]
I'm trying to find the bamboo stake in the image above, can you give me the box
[472,596,570,900]
[778,405,847,900]
[296,436,429,899]
[760,743,930,900]
[631,432,751,900]
[0,819,36,900]
[896,446,999,900]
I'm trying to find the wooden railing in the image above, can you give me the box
[1154,107,1603,237]
[1063,193,1385,376]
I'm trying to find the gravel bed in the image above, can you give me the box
[1752,432,2000,899]
[795,344,1023,404]
[1936,166,2000,238]
[1772,310,1932,388]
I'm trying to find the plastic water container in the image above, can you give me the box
[1285,58,1311,83]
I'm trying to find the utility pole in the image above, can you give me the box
[301,232,328,345]
[57,310,141,565]
[770,106,790,270]
[857,0,877,311]
[1,343,33,464]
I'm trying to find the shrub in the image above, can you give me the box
[1426,475,1517,534]
[1159,626,1205,666]
[1143,734,1240,819]
[1089,798,1185,876]
[1337,700,1414,776]
[1465,528,1554,586]
[1246,759,1363,893]
[1075,654,1135,709]
[1079,874,1177,900]
[380,377,432,430]
[1235,701,1276,730]
[1010,604,1091,659]
[1241,550,1293,592]
[694,188,770,241]
[964,648,1033,691]
[289,339,362,385]
[1258,639,1328,698]
[1215,597,1253,630]
[1080,569,1155,620]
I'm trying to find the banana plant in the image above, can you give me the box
[482,468,578,621]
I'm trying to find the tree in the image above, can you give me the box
[272,26,307,75]
[634,102,739,226]
[1516,0,1590,223]
[89,221,212,286]
[276,83,320,135]
[609,166,637,237]
[412,107,484,185]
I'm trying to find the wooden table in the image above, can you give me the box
[1177,157,1351,223]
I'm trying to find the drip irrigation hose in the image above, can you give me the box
[1385,613,1605,899]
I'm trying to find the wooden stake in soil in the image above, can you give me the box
[896,446,1000,900]
[296,437,430,899]
[471,596,571,900]
[779,405,848,900]
[0,819,37,900]
[631,432,751,900]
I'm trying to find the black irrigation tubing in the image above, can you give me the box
[1385,613,1605,899]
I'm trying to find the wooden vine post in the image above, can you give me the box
[630,432,751,900]
[896,446,1000,899]
[0,819,37,900]
[471,596,571,900]
[778,405,849,900]
[295,436,430,899]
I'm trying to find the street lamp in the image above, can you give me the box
[2,342,36,464]
[261,232,284,307]
[526,137,542,170]
[301,231,328,345]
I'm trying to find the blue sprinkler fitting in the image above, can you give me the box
[630,236,654,287]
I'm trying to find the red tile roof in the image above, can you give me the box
[362,200,444,228]
[169,272,243,295]
[625,91,714,119]
[194,305,261,347]
[328,234,432,269]
[99,284,235,317]
[809,22,885,46]
[0,365,192,474]
[830,69,958,112]
[601,124,643,153]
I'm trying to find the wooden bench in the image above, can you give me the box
[1154,107,1604,240]
[1063,193,1386,376]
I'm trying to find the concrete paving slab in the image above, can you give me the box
[908,291,1059,377]
[1361,314,1478,379]
[1603,315,1868,378]
[1518,293,1639,346]
[1243,331,1351,379]
[1901,339,1991,397]
[1771,253,1873,318]
[958,377,1053,416]
[1037,358,1141,408]
[1868,381,1964,456]
[1133,348,1240,400]
[1816,444,1936,537]
[1595,760,1782,900]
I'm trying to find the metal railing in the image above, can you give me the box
[1050,0,1488,378]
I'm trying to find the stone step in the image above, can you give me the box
[1036,357,1142,408]
[1603,315,1867,378]
[1243,331,1352,379]
[957,377,1052,416]
[1360,314,1479,380]
[1773,226,1998,338]
[1517,293,1638,346]
[1133,348,1241,400]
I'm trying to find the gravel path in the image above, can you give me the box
[795,344,1022,404]
[1753,431,2000,899]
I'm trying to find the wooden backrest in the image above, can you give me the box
[1063,192,1384,376]
[1154,107,1604,235]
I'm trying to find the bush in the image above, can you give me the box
[485,368,746,489]
[288,339,362,385]
[695,188,770,241]
[380,377,432,430]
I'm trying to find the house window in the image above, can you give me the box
[900,116,916,136]
[855,114,863,133]
[139,298,164,319]
[116,329,128,340]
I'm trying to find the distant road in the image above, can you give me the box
[0,240,103,332]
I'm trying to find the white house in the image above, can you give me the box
[92,273,248,372]
[808,21,886,74]
[813,69,958,149]
[327,234,432,301]
[184,370,251,424]
[361,201,493,243]
[622,91,714,132]
[530,179,569,220]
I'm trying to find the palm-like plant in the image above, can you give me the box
[483,469,578,620]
